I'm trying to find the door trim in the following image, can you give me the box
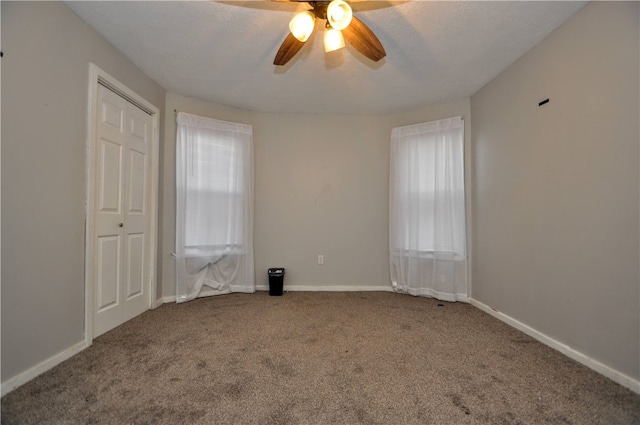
[85,63,160,343]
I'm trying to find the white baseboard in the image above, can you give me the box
[162,295,177,304]
[161,285,395,302]
[469,298,640,394]
[1,339,91,397]
[278,285,394,292]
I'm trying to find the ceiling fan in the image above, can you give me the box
[273,0,386,66]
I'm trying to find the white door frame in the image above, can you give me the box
[85,63,161,343]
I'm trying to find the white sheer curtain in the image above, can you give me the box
[175,112,254,303]
[389,117,467,302]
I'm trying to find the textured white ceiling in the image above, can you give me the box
[66,1,587,114]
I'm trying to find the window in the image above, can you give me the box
[184,131,244,250]
[389,117,467,300]
[390,117,466,256]
[175,112,254,302]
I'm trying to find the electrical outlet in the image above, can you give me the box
[318,255,324,265]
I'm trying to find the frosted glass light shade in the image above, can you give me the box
[324,27,345,52]
[289,11,316,42]
[327,0,352,31]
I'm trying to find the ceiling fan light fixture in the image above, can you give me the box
[324,27,345,52]
[289,11,316,42]
[273,0,386,66]
[327,0,353,31]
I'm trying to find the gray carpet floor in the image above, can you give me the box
[2,291,639,424]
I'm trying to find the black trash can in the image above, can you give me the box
[268,268,285,296]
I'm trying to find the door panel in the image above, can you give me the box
[126,233,145,298]
[129,113,147,142]
[96,235,120,312]
[101,99,123,131]
[122,102,151,323]
[128,149,146,213]
[99,140,123,213]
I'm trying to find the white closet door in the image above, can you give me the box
[94,84,152,337]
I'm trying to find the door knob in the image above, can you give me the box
[118,223,124,227]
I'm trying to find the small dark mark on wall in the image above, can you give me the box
[538,98,550,106]
[0,51,4,58]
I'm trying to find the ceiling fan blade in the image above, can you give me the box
[274,32,307,66]
[342,16,386,62]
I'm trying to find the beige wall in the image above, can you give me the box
[2,1,165,383]
[252,112,391,290]
[471,1,639,381]
[160,95,470,297]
